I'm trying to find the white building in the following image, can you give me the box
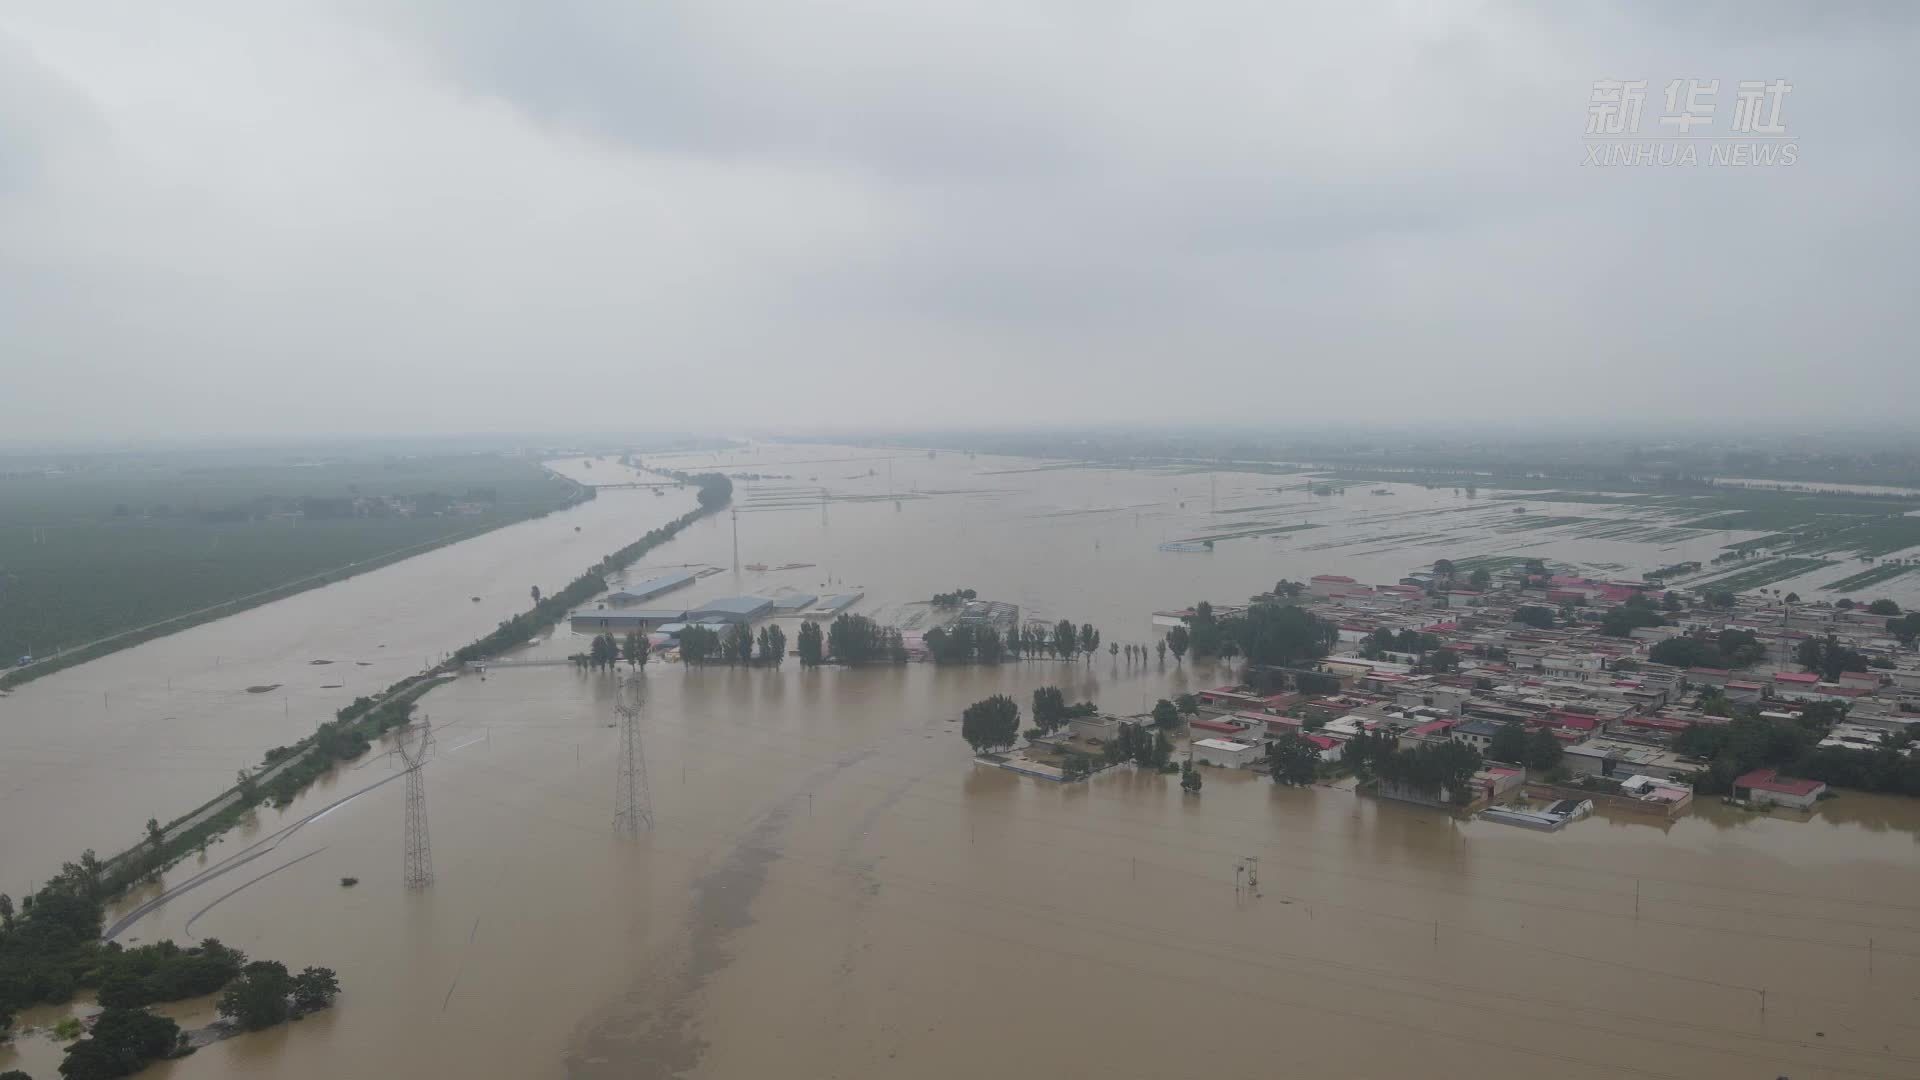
[1190,738,1262,769]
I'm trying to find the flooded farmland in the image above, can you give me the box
[5,447,1920,1080]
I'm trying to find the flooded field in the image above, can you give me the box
[5,447,1920,1079]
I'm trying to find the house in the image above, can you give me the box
[1450,719,1509,752]
[1474,765,1525,800]
[1617,774,1694,816]
[1190,716,1256,739]
[1069,712,1126,743]
[1399,718,1458,750]
[1309,574,1359,597]
[1196,686,1267,711]
[1300,733,1343,763]
[1731,768,1827,811]
[1838,670,1882,691]
[1191,738,1262,769]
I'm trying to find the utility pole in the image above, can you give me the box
[730,505,740,573]
[397,714,435,889]
[614,676,653,836]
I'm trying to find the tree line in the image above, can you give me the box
[0,861,337,1080]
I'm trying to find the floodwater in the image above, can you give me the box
[5,447,1920,1080]
[0,457,696,896]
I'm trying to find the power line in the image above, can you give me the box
[397,713,434,889]
[613,677,652,836]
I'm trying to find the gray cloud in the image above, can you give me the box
[0,1,1916,441]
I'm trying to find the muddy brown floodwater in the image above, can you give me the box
[4,447,1919,1080]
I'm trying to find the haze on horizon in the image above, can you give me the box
[1,1,1915,442]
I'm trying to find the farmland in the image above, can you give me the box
[0,452,584,668]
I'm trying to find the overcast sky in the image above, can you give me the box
[1,1,1915,442]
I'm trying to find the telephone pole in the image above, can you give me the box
[398,714,434,889]
[614,677,653,836]
[730,505,740,572]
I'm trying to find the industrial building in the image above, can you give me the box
[570,608,686,633]
[604,569,699,606]
[684,595,775,623]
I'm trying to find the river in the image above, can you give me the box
[2,447,1918,1080]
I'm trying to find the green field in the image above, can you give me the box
[1689,557,1835,594]
[1820,563,1920,592]
[0,452,583,665]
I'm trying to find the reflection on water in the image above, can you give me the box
[4,447,1919,1080]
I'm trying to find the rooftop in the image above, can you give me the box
[1734,768,1825,797]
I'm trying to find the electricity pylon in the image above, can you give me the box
[397,714,435,889]
[614,677,653,836]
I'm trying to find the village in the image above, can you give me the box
[991,558,1920,830]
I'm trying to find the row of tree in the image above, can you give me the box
[677,623,787,665]
[1165,601,1337,669]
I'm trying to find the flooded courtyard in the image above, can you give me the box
[4,447,1920,1079]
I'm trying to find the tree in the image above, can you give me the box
[1487,723,1529,765]
[1706,590,1737,609]
[1433,558,1456,581]
[1376,741,1482,805]
[1600,606,1665,638]
[589,632,619,669]
[145,817,163,852]
[0,892,12,931]
[1180,760,1203,795]
[1889,612,1920,647]
[726,624,753,664]
[1176,693,1199,715]
[797,620,824,665]
[1149,730,1175,770]
[1216,603,1337,667]
[678,625,719,663]
[217,961,293,1030]
[1109,640,1119,661]
[1514,605,1555,630]
[1526,727,1564,773]
[692,473,733,509]
[1155,640,1167,662]
[291,967,340,1012]
[1797,634,1867,682]
[58,1007,181,1080]
[1836,597,1856,610]
[960,695,1021,754]
[759,624,786,665]
[1053,619,1077,661]
[1869,598,1901,616]
[1427,648,1460,673]
[1165,625,1190,663]
[1784,591,1800,604]
[530,585,541,606]
[1267,735,1320,786]
[1151,699,1179,728]
[1468,567,1492,591]
[1032,687,1068,733]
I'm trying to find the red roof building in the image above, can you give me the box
[1733,768,1825,803]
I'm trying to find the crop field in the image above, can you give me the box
[1820,563,1920,592]
[1687,557,1836,594]
[0,453,582,662]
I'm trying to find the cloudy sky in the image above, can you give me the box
[1,1,1914,442]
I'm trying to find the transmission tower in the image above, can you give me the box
[614,677,653,836]
[397,714,435,889]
